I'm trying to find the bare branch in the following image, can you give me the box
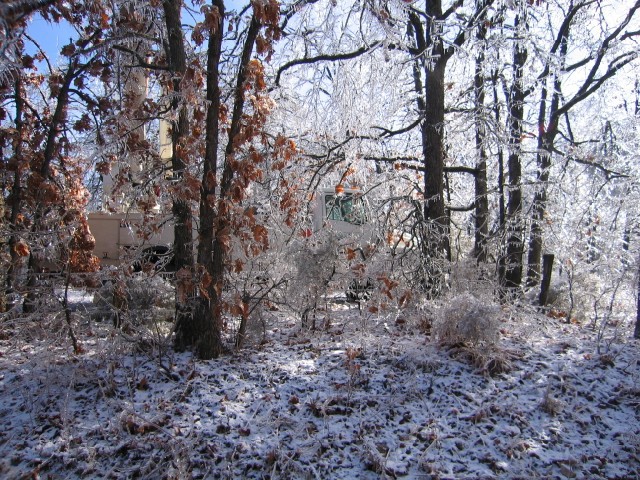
[280,0,321,31]
[274,42,381,86]
[371,116,423,138]
[565,155,630,180]
[363,156,479,176]
[448,203,475,212]
[112,45,171,71]
[1,0,57,27]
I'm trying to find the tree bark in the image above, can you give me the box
[526,55,563,287]
[526,5,575,286]
[500,13,527,292]
[193,5,262,359]
[421,58,449,258]
[24,60,77,313]
[473,19,489,263]
[491,70,506,233]
[539,253,554,307]
[407,6,449,296]
[420,2,449,262]
[406,0,493,294]
[162,0,196,350]
[5,78,25,309]
[526,133,555,286]
[192,0,226,359]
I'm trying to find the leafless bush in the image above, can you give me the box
[433,293,501,347]
[463,346,519,376]
[447,259,495,300]
[288,234,340,329]
[92,274,174,326]
[432,294,512,375]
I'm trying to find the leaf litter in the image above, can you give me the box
[0,293,638,479]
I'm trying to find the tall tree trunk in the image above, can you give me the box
[526,130,556,287]
[193,5,262,359]
[420,3,450,264]
[24,60,77,313]
[526,35,566,286]
[500,12,527,292]
[406,0,493,292]
[473,19,489,263]
[538,253,554,307]
[163,0,196,349]
[491,69,506,231]
[422,58,449,260]
[408,6,449,296]
[192,0,226,359]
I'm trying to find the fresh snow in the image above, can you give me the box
[0,295,638,479]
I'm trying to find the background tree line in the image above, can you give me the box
[2,0,640,359]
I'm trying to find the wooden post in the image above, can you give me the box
[539,253,554,307]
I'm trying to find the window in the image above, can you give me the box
[325,193,367,225]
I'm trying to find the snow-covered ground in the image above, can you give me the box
[0,294,638,479]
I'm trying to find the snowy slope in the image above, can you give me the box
[0,297,638,479]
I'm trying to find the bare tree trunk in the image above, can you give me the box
[192,0,226,359]
[407,6,449,296]
[420,3,449,262]
[406,0,494,293]
[526,100,549,287]
[193,5,262,359]
[24,60,77,313]
[526,144,553,287]
[526,33,566,286]
[5,78,25,310]
[500,13,527,293]
[539,253,554,308]
[163,0,196,350]
[420,58,450,295]
[473,19,489,263]
[526,71,562,287]
[422,58,450,259]
[494,70,507,286]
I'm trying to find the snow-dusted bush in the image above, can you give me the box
[127,275,173,313]
[447,259,495,300]
[93,274,174,325]
[433,293,501,346]
[543,264,631,336]
[287,233,340,328]
[539,268,595,320]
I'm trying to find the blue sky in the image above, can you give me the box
[26,1,249,64]
[26,14,76,63]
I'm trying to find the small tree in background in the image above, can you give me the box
[1,1,110,314]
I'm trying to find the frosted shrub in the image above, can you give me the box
[433,293,500,347]
[287,233,340,329]
[127,275,173,313]
[447,259,494,300]
[93,274,174,325]
[293,237,339,290]
[433,294,513,376]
